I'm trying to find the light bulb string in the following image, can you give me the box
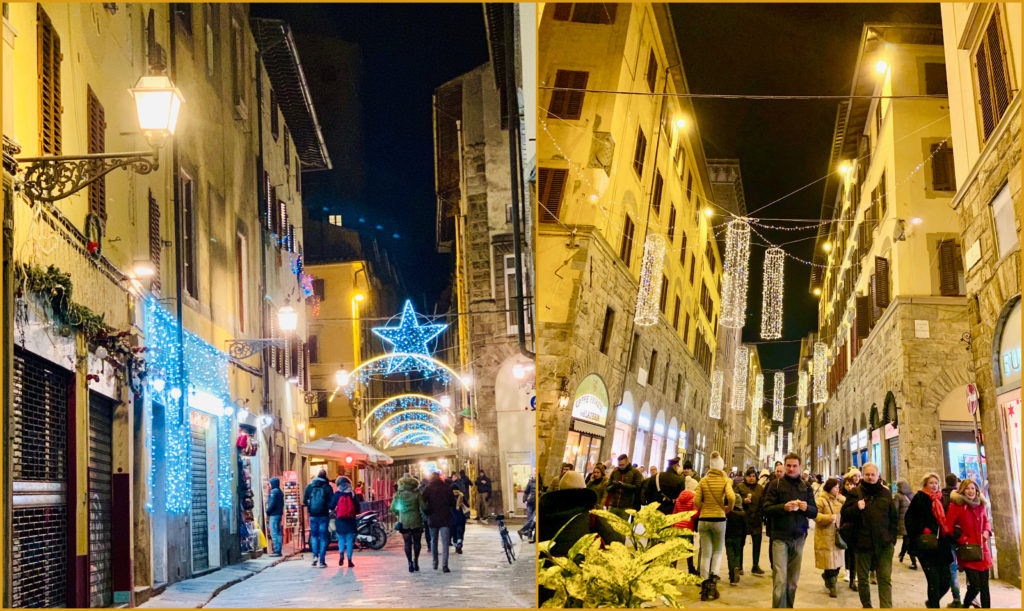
[539,85,950,102]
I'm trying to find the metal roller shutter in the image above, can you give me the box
[191,423,209,571]
[11,347,69,608]
[88,394,114,607]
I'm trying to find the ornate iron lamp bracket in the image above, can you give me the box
[226,338,288,360]
[16,151,159,203]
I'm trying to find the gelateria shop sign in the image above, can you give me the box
[571,374,609,426]
[999,300,1021,388]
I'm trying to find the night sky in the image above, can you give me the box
[669,3,941,405]
[250,3,490,311]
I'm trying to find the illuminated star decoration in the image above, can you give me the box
[371,300,448,374]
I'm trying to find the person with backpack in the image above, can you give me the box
[303,470,333,568]
[693,451,736,601]
[266,477,284,557]
[724,482,748,585]
[647,457,684,514]
[329,476,358,568]
[391,475,426,572]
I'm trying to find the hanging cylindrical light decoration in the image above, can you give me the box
[731,345,749,411]
[749,375,762,447]
[634,234,667,326]
[813,342,828,403]
[773,371,785,421]
[709,369,724,419]
[760,247,785,339]
[719,220,751,329]
[787,431,793,453]
[778,425,784,455]
[797,370,808,407]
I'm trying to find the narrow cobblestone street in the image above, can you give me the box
[196,523,534,608]
[676,527,1021,608]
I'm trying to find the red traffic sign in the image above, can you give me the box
[967,383,979,415]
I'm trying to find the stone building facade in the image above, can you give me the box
[537,3,725,484]
[940,1,1022,586]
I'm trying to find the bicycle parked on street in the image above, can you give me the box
[491,514,516,564]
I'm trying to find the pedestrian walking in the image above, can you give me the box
[647,457,684,514]
[422,472,456,572]
[672,478,700,575]
[904,472,954,608]
[303,469,333,568]
[762,461,785,568]
[813,478,845,598]
[945,478,992,608]
[452,470,472,499]
[585,462,609,509]
[606,454,644,521]
[390,475,427,572]
[841,462,898,608]
[266,477,284,557]
[519,472,536,542]
[724,483,747,585]
[942,473,964,606]
[693,451,735,601]
[895,479,918,569]
[475,469,493,521]
[538,471,596,555]
[736,467,766,575]
[841,472,861,591]
[762,453,818,608]
[330,476,358,568]
[450,487,470,554]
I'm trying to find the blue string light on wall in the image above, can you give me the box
[371,300,448,374]
[143,296,236,513]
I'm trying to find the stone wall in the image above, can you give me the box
[537,227,714,483]
[952,101,1022,586]
[821,296,972,488]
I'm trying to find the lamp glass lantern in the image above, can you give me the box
[130,75,184,145]
[277,304,299,333]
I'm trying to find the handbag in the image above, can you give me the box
[915,533,939,552]
[957,543,984,563]
[834,529,848,550]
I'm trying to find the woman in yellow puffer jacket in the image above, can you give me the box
[693,451,736,601]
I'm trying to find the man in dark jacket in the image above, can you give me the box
[841,463,898,609]
[303,470,333,567]
[475,469,493,522]
[736,467,765,574]
[762,454,818,608]
[519,473,536,542]
[422,472,456,572]
[267,477,284,557]
[606,454,644,520]
[452,470,472,499]
[646,457,684,514]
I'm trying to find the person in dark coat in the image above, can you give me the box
[646,457,684,514]
[475,469,493,521]
[735,467,765,575]
[303,470,333,568]
[894,479,917,569]
[724,483,747,585]
[450,487,470,554]
[422,472,455,572]
[941,473,963,605]
[762,454,818,608]
[329,476,359,568]
[452,470,472,499]
[841,473,862,591]
[519,473,536,542]
[606,454,644,521]
[538,471,596,557]
[905,472,954,608]
[841,463,898,609]
[266,477,284,556]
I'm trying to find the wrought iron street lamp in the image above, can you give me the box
[226,302,301,359]
[17,70,183,203]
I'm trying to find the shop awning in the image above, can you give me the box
[385,444,458,462]
[298,434,392,465]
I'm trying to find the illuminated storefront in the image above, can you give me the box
[562,374,610,474]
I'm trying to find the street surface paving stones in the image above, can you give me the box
[676,525,1021,609]
[192,522,535,608]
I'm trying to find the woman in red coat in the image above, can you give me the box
[944,478,992,608]
[673,481,700,575]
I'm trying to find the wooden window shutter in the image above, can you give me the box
[262,171,272,230]
[279,200,288,243]
[538,167,568,223]
[87,87,106,222]
[931,143,955,191]
[987,12,1011,126]
[553,3,572,20]
[659,274,668,312]
[620,214,635,263]
[288,223,295,252]
[148,190,161,293]
[652,171,663,214]
[37,6,63,156]
[633,128,647,177]
[308,334,319,363]
[548,70,588,120]
[938,240,960,296]
[874,256,890,308]
[975,42,996,137]
[646,50,658,92]
[673,296,681,329]
[856,295,870,339]
[667,205,676,242]
[679,231,687,263]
